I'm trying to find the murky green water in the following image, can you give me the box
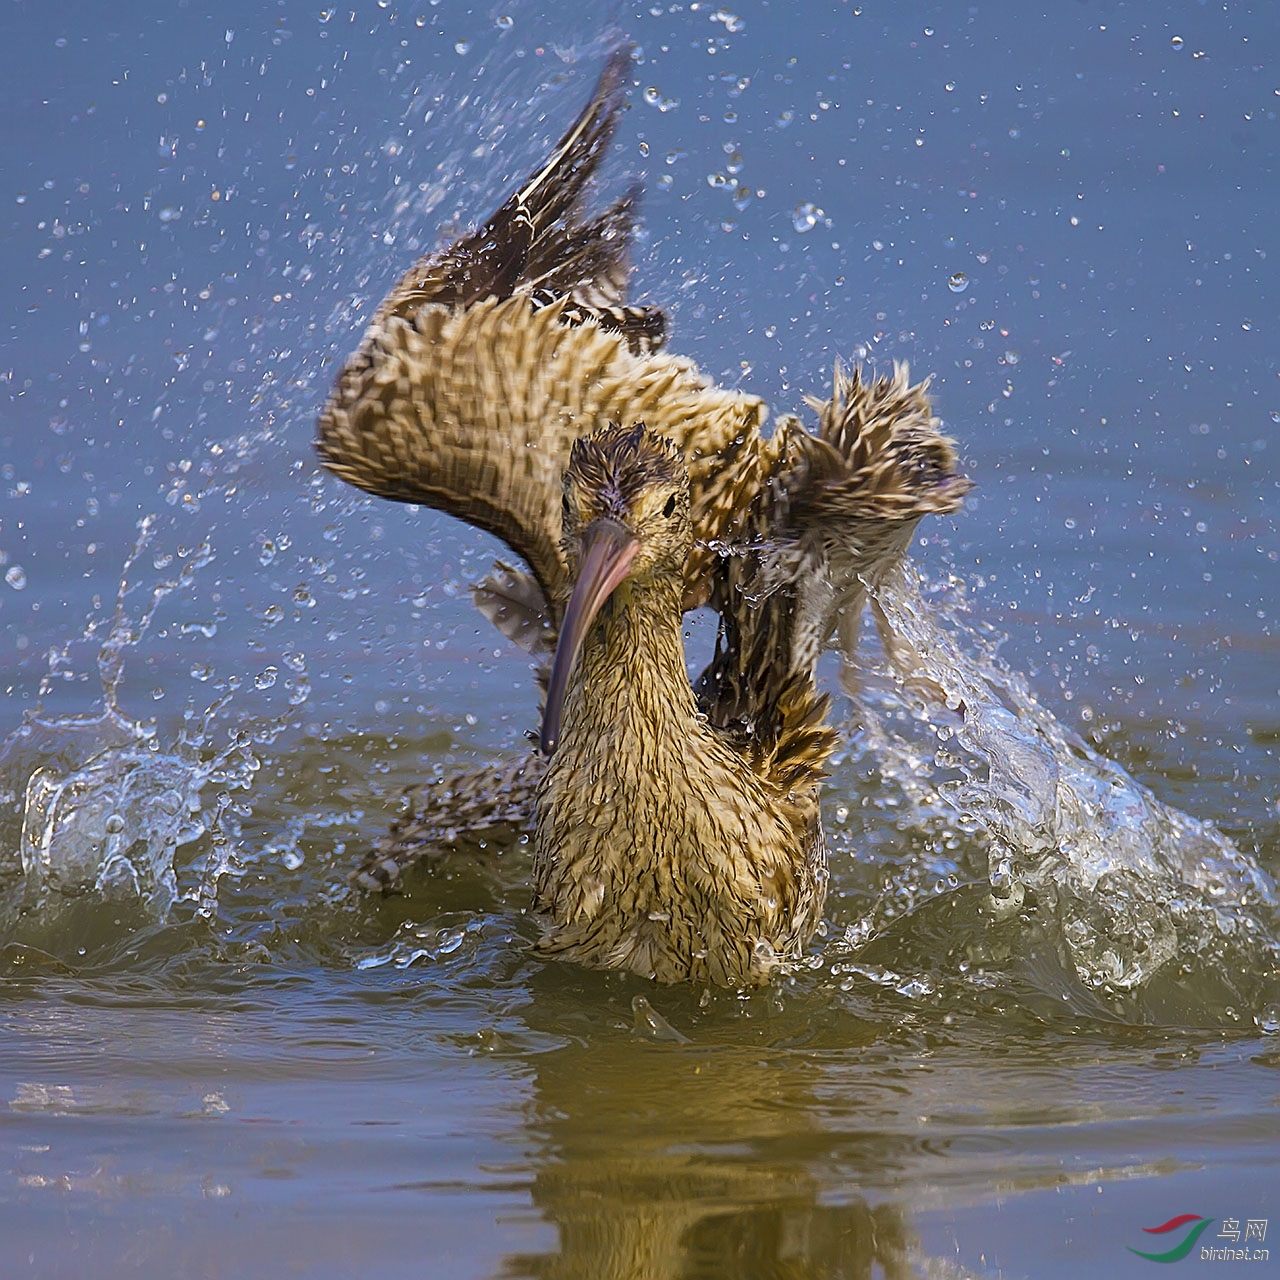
[2,2,1278,1276]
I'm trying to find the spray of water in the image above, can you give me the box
[839,561,1279,1021]
[0,519,262,934]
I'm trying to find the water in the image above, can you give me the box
[2,2,1278,1276]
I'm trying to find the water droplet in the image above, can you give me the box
[948,271,969,293]
[454,40,469,54]
[104,813,125,835]
[710,8,744,32]
[945,81,956,92]
[793,201,821,232]
[1170,35,1184,49]
[5,565,26,590]
[254,667,278,690]
[631,995,690,1040]
[643,85,661,106]
[494,14,513,29]
[732,184,753,211]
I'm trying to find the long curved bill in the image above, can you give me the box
[539,519,639,756]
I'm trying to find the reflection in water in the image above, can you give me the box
[504,991,918,1280]
[489,971,1246,1280]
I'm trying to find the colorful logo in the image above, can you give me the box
[1127,1214,1216,1263]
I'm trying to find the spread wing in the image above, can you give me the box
[696,361,971,727]
[366,46,660,346]
[316,47,768,629]
[318,293,767,625]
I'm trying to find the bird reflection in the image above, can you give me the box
[499,987,917,1280]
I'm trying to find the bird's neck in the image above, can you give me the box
[562,574,697,747]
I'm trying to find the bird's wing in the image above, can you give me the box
[318,293,767,625]
[369,47,655,339]
[790,361,972,689]
[351,753,545,893]
[696,362,971,764]
[317,46,768,627]
[795,361,971,531]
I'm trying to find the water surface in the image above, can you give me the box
[2,2,1277,1276]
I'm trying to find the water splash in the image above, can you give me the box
[849,563,1278,1015]
[0,520,260,939]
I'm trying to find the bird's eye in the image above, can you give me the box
[662,495,677,518]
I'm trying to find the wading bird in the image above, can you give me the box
[317,48,969,979]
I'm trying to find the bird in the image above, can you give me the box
[317,49,970,913]
[530,421,836,984]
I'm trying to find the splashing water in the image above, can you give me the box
[847,562,1279,1018]
[0,520,261,939]
[0,55,593,960]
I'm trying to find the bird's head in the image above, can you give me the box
[540,422,690,754]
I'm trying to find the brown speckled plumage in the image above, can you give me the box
[697,361,972,725]
[316,48,769,630]
[531,424,835,985]
[321,51,971,929]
